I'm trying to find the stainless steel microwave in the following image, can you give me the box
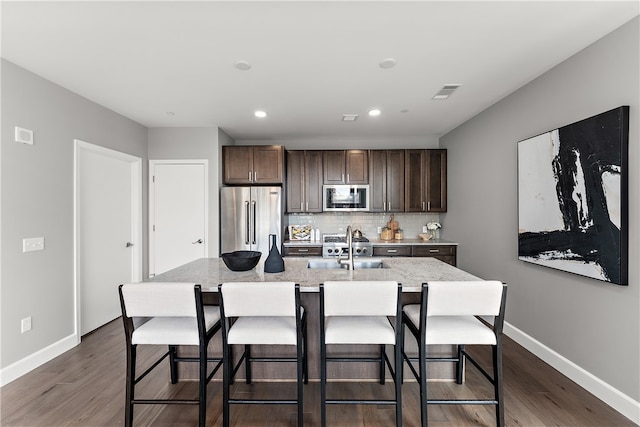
[323,185,370,212]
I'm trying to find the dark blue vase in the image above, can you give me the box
[264,234,285,273]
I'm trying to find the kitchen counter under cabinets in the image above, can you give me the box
[283,238,458,266]
[370,238,457,265]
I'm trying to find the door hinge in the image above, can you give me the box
[153,225,155,232]
[152,175,155,183]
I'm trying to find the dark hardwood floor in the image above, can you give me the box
[0,318,634,426]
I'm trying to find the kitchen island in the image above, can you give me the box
[152,256,478,293]
[152,257,483,381]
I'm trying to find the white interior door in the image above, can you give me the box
[75,141,142,336]
[150,160,208,277]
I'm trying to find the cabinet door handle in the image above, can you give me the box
[254,171,257,181]
[301,202,304,211]
[428,201,431,210]
[383,201,386,211]
[342,173,345,183]
[387,249,397,253]
[422,201,426,211]
[347,173,350,182]
[429,249,440,253]
[249,171,252,182]
[298,249,309,252]
[306,202,309,211]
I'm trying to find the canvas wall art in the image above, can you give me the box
[517,106,629,285]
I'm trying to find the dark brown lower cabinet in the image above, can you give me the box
[372,244,457,266]
[411,244,457,266]
[283,246,323,257]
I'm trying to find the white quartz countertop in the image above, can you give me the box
[151,257,480,292]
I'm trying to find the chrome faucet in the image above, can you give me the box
[338,225,354,270]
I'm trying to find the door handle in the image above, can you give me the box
[251,201,257,245]
[126,242,134,248]
[245,201,250,244]
[192,239,203,244]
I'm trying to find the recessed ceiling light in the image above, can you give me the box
[379,58,396,69]
[342,114,359,122]
[254,110,267,118]
[368,109,381,117]
[400,109,409,113]
[234,60,252,71]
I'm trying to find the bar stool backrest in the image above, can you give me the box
[322,281,398,316]
[120,282,197,317]
[426,281,504,317]
[220,282,296,317]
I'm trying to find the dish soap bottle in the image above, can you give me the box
[264,234,285,273]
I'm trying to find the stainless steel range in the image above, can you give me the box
[322,233,373,258]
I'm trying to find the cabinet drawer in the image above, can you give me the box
[372,246,411,257]
[283,246,323,257]
[411,245,456,257]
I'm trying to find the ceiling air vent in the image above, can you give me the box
[432,84,461,100]
[342,114,359,122]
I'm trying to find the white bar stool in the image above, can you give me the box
[218,282,307,427]
[320,280,403,427]
[402,281,507,427]
[118,282,222,427]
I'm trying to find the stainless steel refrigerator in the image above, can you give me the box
[220,186,282,257]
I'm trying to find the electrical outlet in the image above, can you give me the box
[422,226,429,233]
[21,317,32,333]
[23,237,45,252]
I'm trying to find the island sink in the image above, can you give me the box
[307,259,387,269]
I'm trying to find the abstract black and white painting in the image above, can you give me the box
[518,106,629,285]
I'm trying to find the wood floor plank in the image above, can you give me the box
[0,318,635,426]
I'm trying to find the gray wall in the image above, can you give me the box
[1,60,148,368]
[148,127,222,259]
[440,17,639,401]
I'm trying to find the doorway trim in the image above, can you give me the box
[73,140,142,343]
[148,159,209,278]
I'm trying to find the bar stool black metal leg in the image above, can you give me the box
[394,341,403,427]
[379,344,386,385]
[199,344,207,427]
[494,343,504,427]
[245,344,252,384]
[169,345,178,384]
[222,341,231,427]
[419,336,428,427]
[456,344,465,384]
[125,344,136,427]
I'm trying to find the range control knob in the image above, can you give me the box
[362,247,368,253]
[356,248,362,254]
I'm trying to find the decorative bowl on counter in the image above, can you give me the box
[419,233,433,241]
[221,251,262,271]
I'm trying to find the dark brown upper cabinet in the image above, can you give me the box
[369,150,405,212]
[323,150,368,185]
[286,150,323,213]
[405,149,447,212]
[223,145,284,185]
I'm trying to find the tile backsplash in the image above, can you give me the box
[286,212,441,240]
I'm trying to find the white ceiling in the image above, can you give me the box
[2,1,638,141]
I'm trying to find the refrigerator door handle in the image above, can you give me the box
[244,201,250,244]
[251,201,257,244]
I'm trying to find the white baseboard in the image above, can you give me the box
[504,322,640,425]
[0,333,78,387]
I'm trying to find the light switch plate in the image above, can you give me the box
[23,237,44,252]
